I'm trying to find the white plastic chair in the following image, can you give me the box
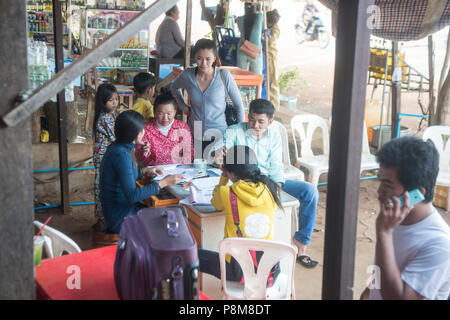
[272,120,305,181]
[360,121,379,174]
[34,221,82,258]
[422,126,450,187]
[219,238,297,300]
[290,114,330,185]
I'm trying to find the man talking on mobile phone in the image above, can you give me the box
[360,136,450,300]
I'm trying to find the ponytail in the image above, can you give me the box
[222,145,283,210]
[248,170,283,210]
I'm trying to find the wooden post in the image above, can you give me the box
[184,0,192,69]
[263,1,270,101]
[53,0,70,214]
[391,41,401,139]
[322,0,373,300]
[428,35,436,126]
[0,0,35,299]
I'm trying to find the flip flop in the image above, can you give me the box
[297,255,318,268]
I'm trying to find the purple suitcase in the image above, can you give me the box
[114,206,199,300]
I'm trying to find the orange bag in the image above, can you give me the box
[239,40,261,59]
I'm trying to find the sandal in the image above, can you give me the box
[297,255,318,268]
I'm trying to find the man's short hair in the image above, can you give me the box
[249,99,275,119]
[376,136,439,202]
[133,72,156,95]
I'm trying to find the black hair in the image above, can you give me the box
[267,9,280,26]
[243,2,257,41]
[154,87,177,112]
[249,99,275,119]
[93,83,117,139]
[133,72,156,95]
[376,136,439,203]
[223,145,282,209]
[114,110,145,144]
[192,38,218,67]
[165,5,178,16]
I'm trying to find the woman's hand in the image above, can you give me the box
[376,191,413,236]
[158,174,184,189]
[143,166,164,177]
[213,146,227,169]
[142,141,150,154]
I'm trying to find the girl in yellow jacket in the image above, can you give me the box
[198,145,283,282]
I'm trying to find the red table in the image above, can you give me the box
[35,245,209,300]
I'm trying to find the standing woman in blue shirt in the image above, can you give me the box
[171,38,245,158]
[99,110,184,233]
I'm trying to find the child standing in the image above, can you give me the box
[132,72,156,122]
[93,83,119,233]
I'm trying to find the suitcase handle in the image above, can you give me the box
[166,210,179,237]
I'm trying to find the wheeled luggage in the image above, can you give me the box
[114,206,199,300]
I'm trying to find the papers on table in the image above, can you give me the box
[191,177,221,190]
[146,164,231,207]
[150,165,199,182]
[180,185,213,206]
[207,168,222,177]
[191,176,233,190]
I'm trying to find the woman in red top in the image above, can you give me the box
[135,88,194,167]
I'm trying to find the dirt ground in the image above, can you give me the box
[33,0,450,300]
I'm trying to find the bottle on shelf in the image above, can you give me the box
[27,40,51,91]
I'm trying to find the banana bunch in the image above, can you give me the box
[120,37,148,49]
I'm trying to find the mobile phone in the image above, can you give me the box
[398,189,425,207]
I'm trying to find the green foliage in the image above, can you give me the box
[279,67,306,95]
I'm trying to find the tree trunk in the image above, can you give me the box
[435,68,450,126]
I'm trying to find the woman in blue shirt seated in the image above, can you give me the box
[99,110,184,233]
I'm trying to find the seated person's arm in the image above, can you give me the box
[210,127,237,163]
[135,141,150,163]
[114,152,159,204]
[178,124,194,164]
[171,74,189,112]
[171,20,185,49]
[210,175,229,211]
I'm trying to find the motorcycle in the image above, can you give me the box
[295,14,330,49]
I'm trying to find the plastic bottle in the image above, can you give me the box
[29,65,36,91]
[48,13,53,33]
[40,41,48,66]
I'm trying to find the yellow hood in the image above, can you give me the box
[230,180,270,207]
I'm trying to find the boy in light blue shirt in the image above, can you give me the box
[211,99,319,268]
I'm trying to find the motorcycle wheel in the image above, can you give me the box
[317,29,329,49]
[295,24,306,44]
